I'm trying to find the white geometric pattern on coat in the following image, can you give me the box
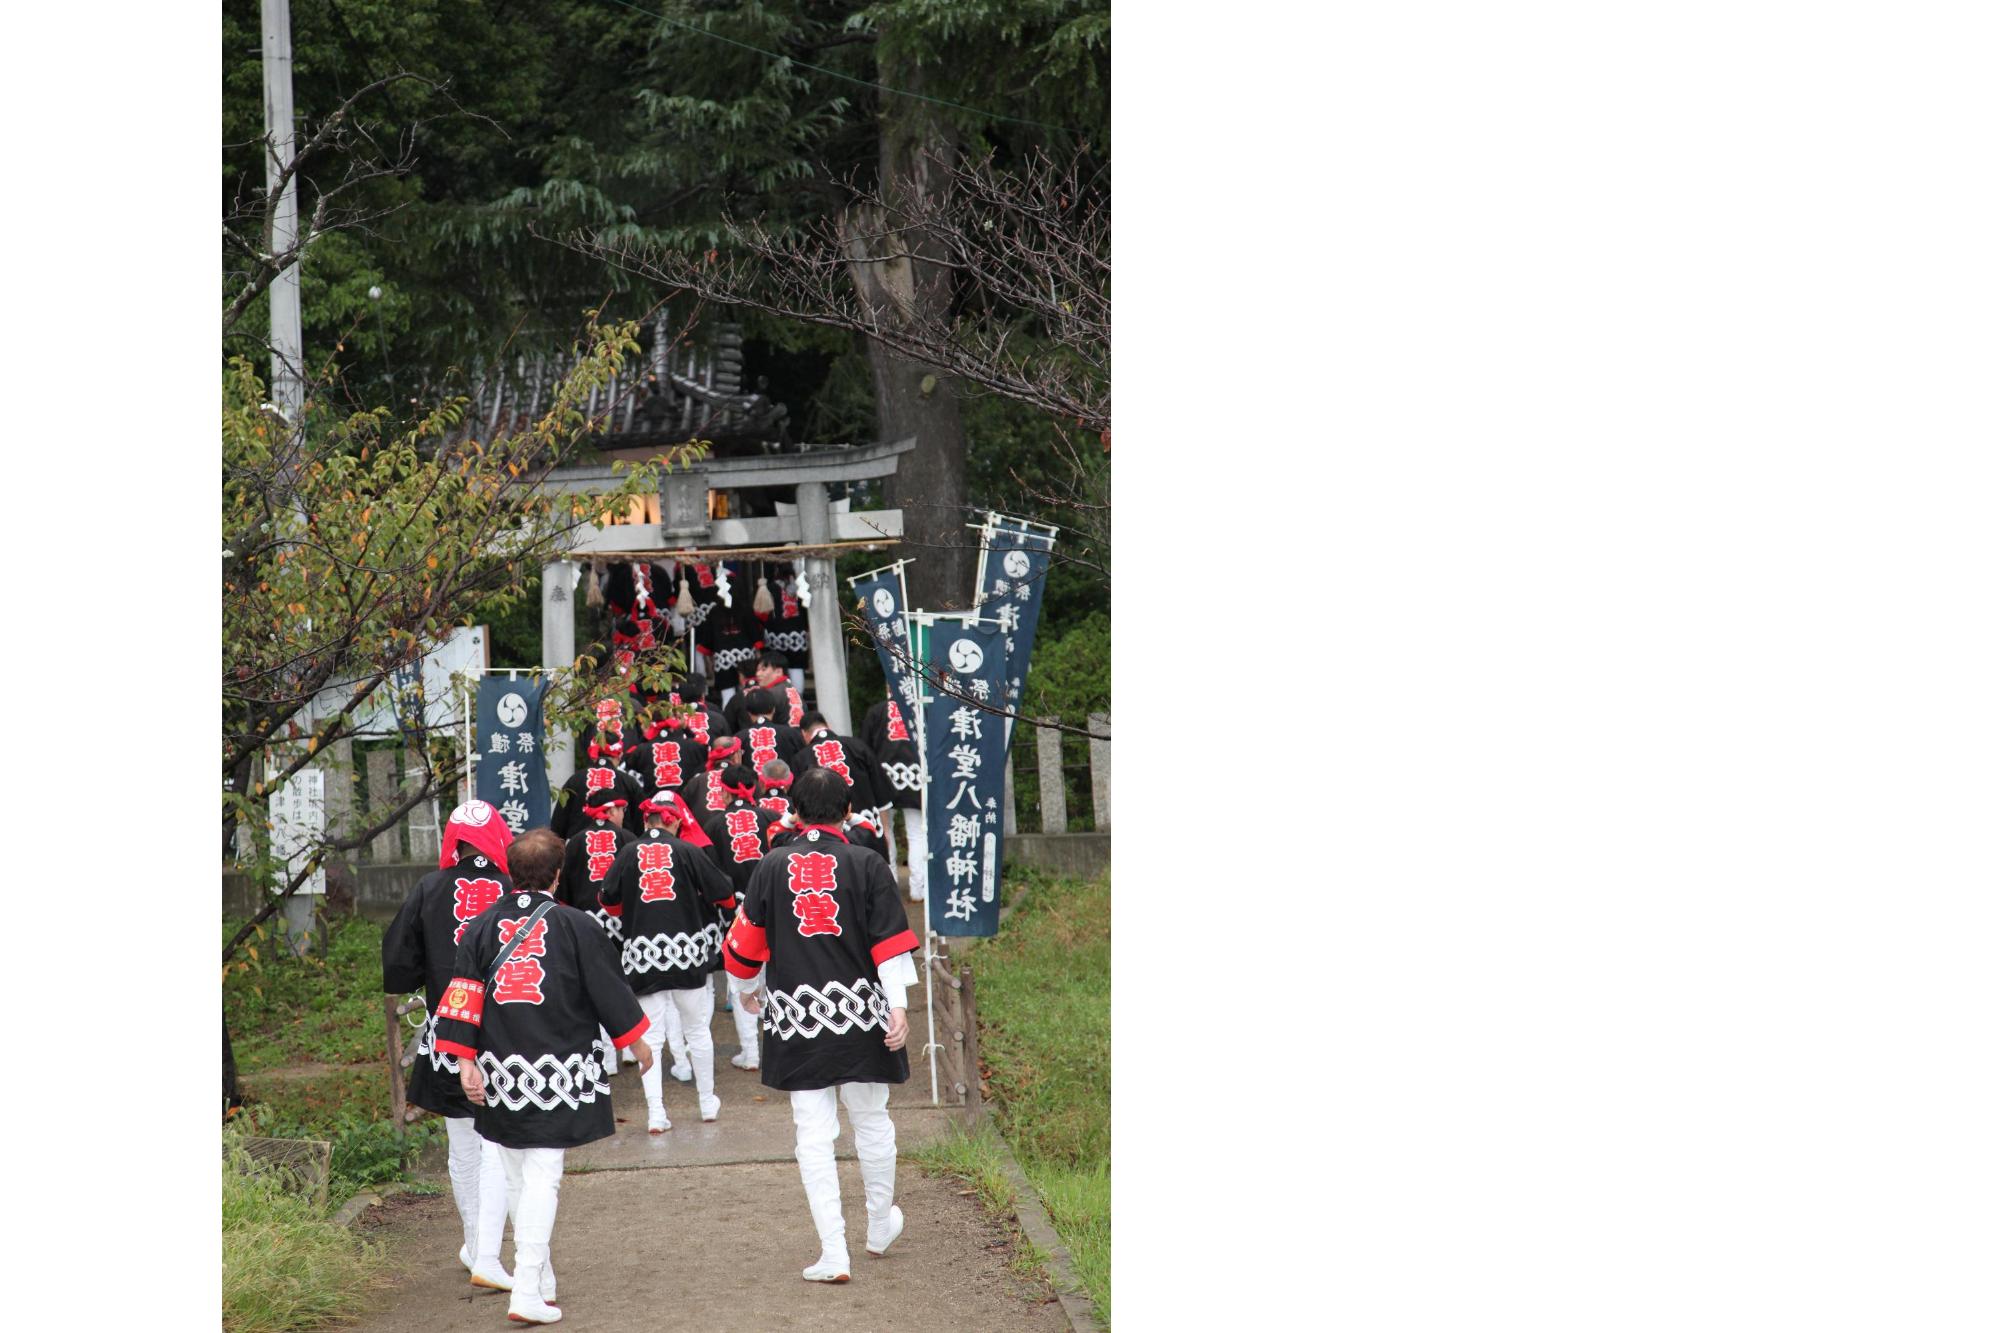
[764,976,890,1041]
[882,761,922,792]
[417,1011,460,1074]
[621,922,723,974]
[592,906,624,941]
[473,1048,613,1112]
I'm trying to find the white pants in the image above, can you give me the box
[498,1145,565,1278]
[901,806,927,899]
[790,1083,897,1262]
[726,971,761,1060]
[640,986,714,1111]
[444,1115,512,1264]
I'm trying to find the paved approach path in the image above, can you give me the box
[349,999,1068,1331]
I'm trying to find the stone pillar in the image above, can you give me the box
[542,560,578,787]
[1088,710,1111,831]
[796,482,852,735]
[1036,718,1066,834]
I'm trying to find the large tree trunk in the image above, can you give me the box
[843,51,975,612]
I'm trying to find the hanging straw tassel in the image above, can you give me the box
[583,562,603,607]
[675,567,695,618]
[752,559,775,616]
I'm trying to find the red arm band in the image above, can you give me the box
[435,1038,479,1061]
[436,978,485,1026]
[722,942,759,979]
[609,1016,650,1050]
[725,915,770,963]
[870,930,920,967]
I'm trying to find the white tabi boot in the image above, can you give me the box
[506,1260,562,1325]
[468,1140,514,1291]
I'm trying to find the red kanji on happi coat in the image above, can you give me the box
[759,795,790,818]
[812,739,852,784]
[452,877,504,944]
[585,767,616,794]
[595,698,623,730]
[749,726,778,768]
[653,749,683,788]
[886,702,910,743]
[636,842,677,903]
[492,916,549,1005]
[584,830,618,882]
[786,851,842,937]
[724,809,762,864]
[684,711,710,743]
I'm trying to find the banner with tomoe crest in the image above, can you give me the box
[850,563,919,717]
[920,617,1008,937]
[473,675,551,834]
[972,514,1058,742]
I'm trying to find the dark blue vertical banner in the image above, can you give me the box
[975,517,1058,735]
[852,567,919,718]
[922,619,1009,937]
[474,675,552,834]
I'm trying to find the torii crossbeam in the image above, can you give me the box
[536,436,916,784]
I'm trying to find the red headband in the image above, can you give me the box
[760,773,794,790]
[638,789,712,848]
[721,782,756,802]
[438,799,514,873]
[588,738,625,760]
[581,800,626,823]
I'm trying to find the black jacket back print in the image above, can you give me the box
[432,892,648,1149]
[722,827,919,1092]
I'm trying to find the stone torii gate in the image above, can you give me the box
[534,436,916,784]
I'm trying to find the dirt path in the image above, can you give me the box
[351,1161,1068,1331]
[348,1002,1067,1330]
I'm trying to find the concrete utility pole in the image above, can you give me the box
[261,0,304,421]
[542,561,580,787]
[263,0,316,952]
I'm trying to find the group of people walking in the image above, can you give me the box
[382,667,922,1324]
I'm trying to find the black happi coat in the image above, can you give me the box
[551,761,646,839]
[627,733,707,798]
[699,797,780,896]
[760,583,810,659]
[558,818,637,940]
[861,699,924,812]
[701,603,764,697]
[791,730,888,810]
[725,680,807,732]
[769,813,887,859]
[756,787,793,821]
[723,828,920,1092]
[599,828,738,994]
[382,852,516,1118]
[735,720,806,774]
[433,891,647,1149]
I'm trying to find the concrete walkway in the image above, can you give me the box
[352,1000,1066,1331]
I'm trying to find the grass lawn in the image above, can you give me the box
[939,867,1112,1324]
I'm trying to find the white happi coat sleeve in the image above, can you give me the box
[876,950,918,1011]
